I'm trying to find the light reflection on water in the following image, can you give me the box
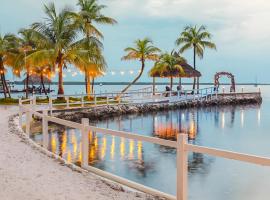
[31,86,270,199]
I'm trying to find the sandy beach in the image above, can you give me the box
[0,106,151,200]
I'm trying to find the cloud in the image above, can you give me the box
[104,0,270,45]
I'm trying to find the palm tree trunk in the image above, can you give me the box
[193,46,196,91]
[0,58,10,98]
[170,77,173,90]
[57,64,64,96]
[26,69,29,98]
[41,73,47,95]
[0,74,7,98]
[85,73,88,94]
[86,73,92,99]
[120,59,145,94]
[91,77,95,95]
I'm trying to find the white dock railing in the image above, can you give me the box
[18,94,269,200]
[31,87,219,114]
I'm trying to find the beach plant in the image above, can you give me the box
[70,0,116,98]
[26,3,103,96]
[176,25,216,90]
[121,38,161,94]
[0,34,19,98]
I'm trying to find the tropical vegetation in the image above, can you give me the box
[0,0,217,100]
[149,52,186,89]
[175,25,216,90]
[121,38,161,94]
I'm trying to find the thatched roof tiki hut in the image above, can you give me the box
[149,61,201,95]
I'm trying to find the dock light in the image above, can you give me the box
[138,70,142,73]
[130,70,134,74]
[120,71,125,75]
[111,71,115,75]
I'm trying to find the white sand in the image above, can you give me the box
[0,106,153,200]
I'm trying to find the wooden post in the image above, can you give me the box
[49,97,53,116]
[81,94,84,107]
[94,95,97,106]
[42,110,49,149]
[81,118,89,168]
[26,109,31,136]
[177,133,188,200]
[32,96,36,111]
[153,77,156,96]
[19,98,23,128]
[66,96,70,108]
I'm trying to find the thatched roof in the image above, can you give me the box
[149,62,201,78]
[22,74,51,84]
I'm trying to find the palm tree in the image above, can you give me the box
[175,25,216,90]
[74,0,117,38]
[71,0,116,96]
[0,34,18,98]
[121,38,161,94]
[17,28,37,98]
[27,3,102,97]
[150,52,186,89]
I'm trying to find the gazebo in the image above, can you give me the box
[23,74,52,94]
[149,61,201,95]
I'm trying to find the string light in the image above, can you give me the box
[120,71,125,75]
[130,70,134,74]
[55,68,59,72]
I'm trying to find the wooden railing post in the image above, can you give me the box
[81,118,89,168]
[19,98,23,128]
[42,110,49,149]
[94,95,97,106]
[49,97,53,116]
[66,96,70,108]
[25,109,31,136]
[32,96,36,111]
[177,133,188,200]
[81,94,84,107]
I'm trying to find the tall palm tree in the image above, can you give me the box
[27,3,102,96]
[0,34,18,98]
[74,0,117,38]
[71,0,116,96]
[121,38,161,94]
[175,25,216,90]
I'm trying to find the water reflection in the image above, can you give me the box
[31,103,262,196]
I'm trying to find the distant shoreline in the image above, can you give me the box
[13,81,269,86]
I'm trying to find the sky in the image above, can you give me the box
[1,0,270,83]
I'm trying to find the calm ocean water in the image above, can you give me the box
[30,84,270,200]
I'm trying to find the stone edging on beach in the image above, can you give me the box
[8,115,158,200]
[55,93,262,122]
